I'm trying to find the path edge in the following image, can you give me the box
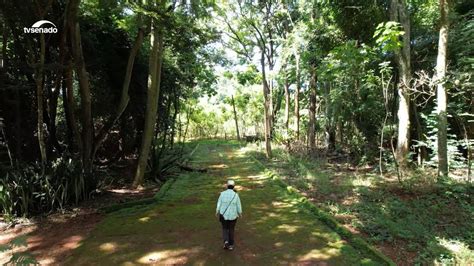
[100,143,200,213]
[100,178,177,214]
[249,154,396,266]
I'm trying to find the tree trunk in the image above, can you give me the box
[93,23,145,158]
[295,55,301,140]
[261,49,272,158]
[231,95,240,141]
[63,63,82,153]
[35,33,47,171]
[324,82,335,150]
[284,73,290,135]
[47,77,63,154]
[308,67,317,151]
[436,0,449,178]
[134,17,165,187]
[170,90,179,148]
[391,0,411,173]
[412,103,426,166]
[48,18,69,156]
[71,22,94,175]
[1,21,6,69]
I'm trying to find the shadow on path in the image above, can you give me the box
[66,141,384,265]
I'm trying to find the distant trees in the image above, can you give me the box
[0,0,472,217]
[218,0,471,180]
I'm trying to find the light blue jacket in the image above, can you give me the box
[216,189,242,220]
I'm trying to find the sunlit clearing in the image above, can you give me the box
[352,177,372,187]
[277,224,300,233]
[326,203,341,214]
[268,212,279,217]
[298,247,339,261]
[272,201,292,208]
[305,172,316,181]
[209,164,228,169]
[109,189,141,194]
[99,242,118,253]
[139,217,151,223]
[247,174,266,179]
[434,237,474,265]
[137,248,199,264]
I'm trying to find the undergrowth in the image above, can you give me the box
[248,144,474,265]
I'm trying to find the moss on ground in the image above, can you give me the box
[66,141,389,265]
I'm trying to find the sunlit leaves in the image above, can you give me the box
[374,21,405,52]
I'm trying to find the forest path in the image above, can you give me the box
[67,140,382,265]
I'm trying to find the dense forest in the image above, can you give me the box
[0,0,473,265]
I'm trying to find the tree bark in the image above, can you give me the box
[295,55,301,140]
[71,21,94,175]
[134,16,165,187]
[391,0,412,174]
[47,75,63,154]
[436,0,449,178]
[1,19,7,69]
[35,33,47,171]
[308,67,317,151]
[63,63,82,153]
[170,90,179,148]
[48,16,69,155]
[261,49,272,158]
[324,82,335,150]
[284,72,290,135]
[231,95,240,141]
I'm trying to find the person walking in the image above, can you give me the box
[216,180,242,251]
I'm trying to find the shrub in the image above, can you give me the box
[0,156,93,218]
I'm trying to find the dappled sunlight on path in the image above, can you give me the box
[66,141,383,265]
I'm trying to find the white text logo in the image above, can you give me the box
[24,20,58,34]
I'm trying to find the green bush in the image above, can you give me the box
[0,156,92,218]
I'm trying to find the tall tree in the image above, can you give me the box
[231,95,240,141]
[283,68,290,135]
[436,0,449,178]
[71,5,94,175]
[222,0,283,158]
[308,66,317,150]
[34,33,47,171]
[261,47,272,157]
[134,3,165,187]
[390,0,412,174]
[294,54,300,140]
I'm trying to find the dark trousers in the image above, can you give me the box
[220,216,237,245]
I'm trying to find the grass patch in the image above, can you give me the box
[247,152,395,266]
[67,140,393,265]
[250,145,474,265]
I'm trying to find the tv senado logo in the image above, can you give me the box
[24,20,58,34]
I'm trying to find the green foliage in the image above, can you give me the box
[319,41,385,159]
[248,147,395,265]
[256,145,474,264]
[236,65,261,86]
[0,157,87,217]
[374,21,405,52]
[414,110,469,170]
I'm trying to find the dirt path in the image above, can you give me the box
[66,141,384,265]
[0,185,158,265]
